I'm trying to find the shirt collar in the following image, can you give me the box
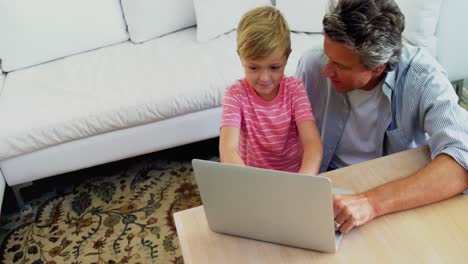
[384,70,396,90]
[383,70,397,101]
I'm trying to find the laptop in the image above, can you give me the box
[192,159,353,253]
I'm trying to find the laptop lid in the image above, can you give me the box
[192,159,343,253]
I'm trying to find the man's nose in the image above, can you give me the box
[323,62,335,78]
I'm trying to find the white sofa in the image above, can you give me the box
[0,0,467,211]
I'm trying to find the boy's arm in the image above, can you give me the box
[297,120,323,175]
[219,126,245,166]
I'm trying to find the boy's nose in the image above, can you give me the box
[259,70,270,81]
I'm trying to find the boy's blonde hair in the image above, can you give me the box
[237,6,291,60]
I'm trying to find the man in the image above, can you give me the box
[296,0,468,234]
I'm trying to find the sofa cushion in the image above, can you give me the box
[276,0,327,33]
[193,0,271,42]
[0,28,323,160]
[0,0,129,72]
[395,0,442,56]
[121,0,197,43]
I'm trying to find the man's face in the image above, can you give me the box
[322,35,384,93]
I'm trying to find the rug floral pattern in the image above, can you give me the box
[0,160,203,264]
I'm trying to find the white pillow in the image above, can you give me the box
[193,0,272,42]
[276,0,328,33]
[0,0,129,72]
[395,0,442,55]
[121,0,197,43]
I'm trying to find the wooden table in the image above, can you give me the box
[174,146,468,263]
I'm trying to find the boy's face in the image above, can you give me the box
[240,49,287,101]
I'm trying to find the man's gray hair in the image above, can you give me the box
[323,0,405,72]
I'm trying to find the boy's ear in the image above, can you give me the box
[238,56,245,66]
[286,48,292,59]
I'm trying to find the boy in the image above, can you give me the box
[220,6,323,175]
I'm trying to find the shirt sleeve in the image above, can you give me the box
[416,65,468,170]
[291,78,315,125]
[221,84,242,128]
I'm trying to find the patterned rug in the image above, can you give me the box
[0,156,212,264]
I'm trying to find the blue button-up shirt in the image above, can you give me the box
[296,44,468,173]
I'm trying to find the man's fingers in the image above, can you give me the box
[333,194,343,217]
[334,208,349,225]
[332,193,375,234]
[339,219,355,234]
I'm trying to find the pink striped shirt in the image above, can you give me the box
[221,76,315,172]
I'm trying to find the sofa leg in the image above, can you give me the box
[12,182,33,214]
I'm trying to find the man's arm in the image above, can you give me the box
[333,154,468,233]
[333,48,468,233]
[297,120,323,175]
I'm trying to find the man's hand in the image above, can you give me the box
[333,193,377,234]
[332,154,467,234]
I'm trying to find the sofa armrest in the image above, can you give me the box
[435,0,468,82]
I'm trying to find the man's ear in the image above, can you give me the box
[372,63,388,76]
